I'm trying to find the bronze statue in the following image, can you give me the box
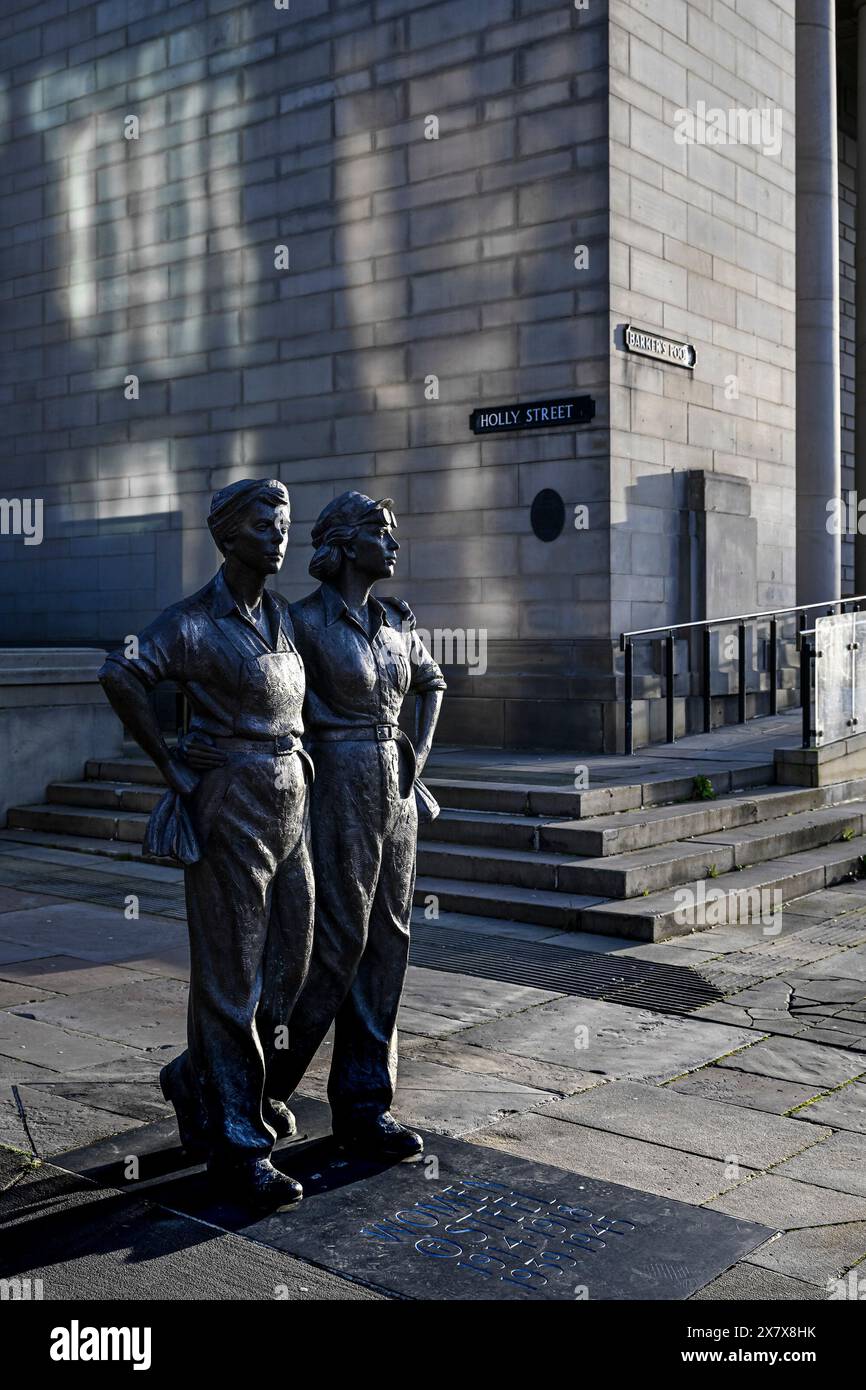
[271,492,446,1157]
[98,479,314,1209]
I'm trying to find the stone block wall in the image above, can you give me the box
[608,0,797,645]
[0,0,610,725]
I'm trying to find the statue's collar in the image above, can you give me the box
[319,582,390,631]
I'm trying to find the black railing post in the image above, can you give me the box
[768,615,778,716]
[702,625,712,733]
[666,631,675,743]
[737,621,747,723]
[801,638,812,748]
[624,638,634,756]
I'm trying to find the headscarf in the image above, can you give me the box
[207,478,289,548]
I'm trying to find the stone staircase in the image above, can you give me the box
[4,752,866,942]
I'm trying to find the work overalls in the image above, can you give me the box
[275,583,446,1128]
[100,568,315,1163]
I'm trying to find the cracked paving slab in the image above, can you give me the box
[454,996,756,1082]
[665,1067,823,1115]
[472,1111,760,1204]
[714,1034,866,1088]
[529,1079,832,1169]
[772,1129,866,1199]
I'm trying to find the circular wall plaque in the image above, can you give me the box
[530,488,566,542]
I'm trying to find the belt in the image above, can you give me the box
[211,733,303,755]
[312,722,403,744]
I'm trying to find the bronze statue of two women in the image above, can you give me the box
[98,480,445,1209]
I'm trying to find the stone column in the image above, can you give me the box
[796,0,842,605]
[856,0,866,592]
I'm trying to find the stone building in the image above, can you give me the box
[0,0,859,749]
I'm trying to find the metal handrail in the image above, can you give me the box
[620,594,866,646]
[619,594,866,755]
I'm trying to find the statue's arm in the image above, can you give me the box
[99,662,199,797]
[414,689,443,777]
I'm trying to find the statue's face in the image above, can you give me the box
[225,499,290,574]
[346,516,398,581]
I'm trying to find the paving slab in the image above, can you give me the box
[10,977,189,1051]
[0,1010,140,1072]
[805,947,866,981]
[456,997,756,1082]
[0,903,187,963]
[665,1068,823,1116]
[0,1153,380,1301]
[396,1006,472,1039]
[474,1112,759,1205]
[791,1082,866,1133]
[0,956,157,995]
[0,981,57,1008]
[0,1086,144,1157]
[39,1080,172,1126]
[533,1080,831,1169]
[50,1103,774,1302]
[0,1055,58,1084]
[745,1224,866,1287]
[400,1036,602,1095]
[689,1262,829,1300]
[704,1173,866,1229]
[798,1024,866,1050]
[0,887,65,914]
[773,1130,866,1198]
[63,1052,166,1082]
[388,1058,551,1137]
[715,1035,866,1088]
[109,946,191,980]
[0,942,56,967]
[399,966,560,1028]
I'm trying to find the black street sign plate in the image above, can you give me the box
[469,396,596,434]
[51,1098,775,1302]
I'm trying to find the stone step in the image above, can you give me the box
[413,875,603,932]
[7,803,148,843]
[425,781,866,857]
[424,761,775,818]
[580,835,866,942]
[418,802,866,899]
[416,838,729,898]
[538,781,866,856]
[86,757,166,787]
[48,780,161,814]
[0,826,146,860]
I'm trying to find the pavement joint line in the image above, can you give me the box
[784,1070,866,1115]
[470,1095,835,1175]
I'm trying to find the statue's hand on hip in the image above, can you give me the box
[180,732,229,772]
[164,756,201,799]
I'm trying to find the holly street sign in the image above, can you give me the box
[469,396,596,435]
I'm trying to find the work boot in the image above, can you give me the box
[263,1098,297,1139]
[335,1111,423,1160]
[159,1056,208,1160]
[208,1156,303,1209]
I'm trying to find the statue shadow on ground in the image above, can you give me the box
[49,1096,414,1234]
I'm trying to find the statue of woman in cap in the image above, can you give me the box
[272,491,446,1157]
[98,478,314,1209]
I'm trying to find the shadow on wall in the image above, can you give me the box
[0,1,610,651]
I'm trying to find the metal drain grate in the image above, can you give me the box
[408,924,724,1016]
